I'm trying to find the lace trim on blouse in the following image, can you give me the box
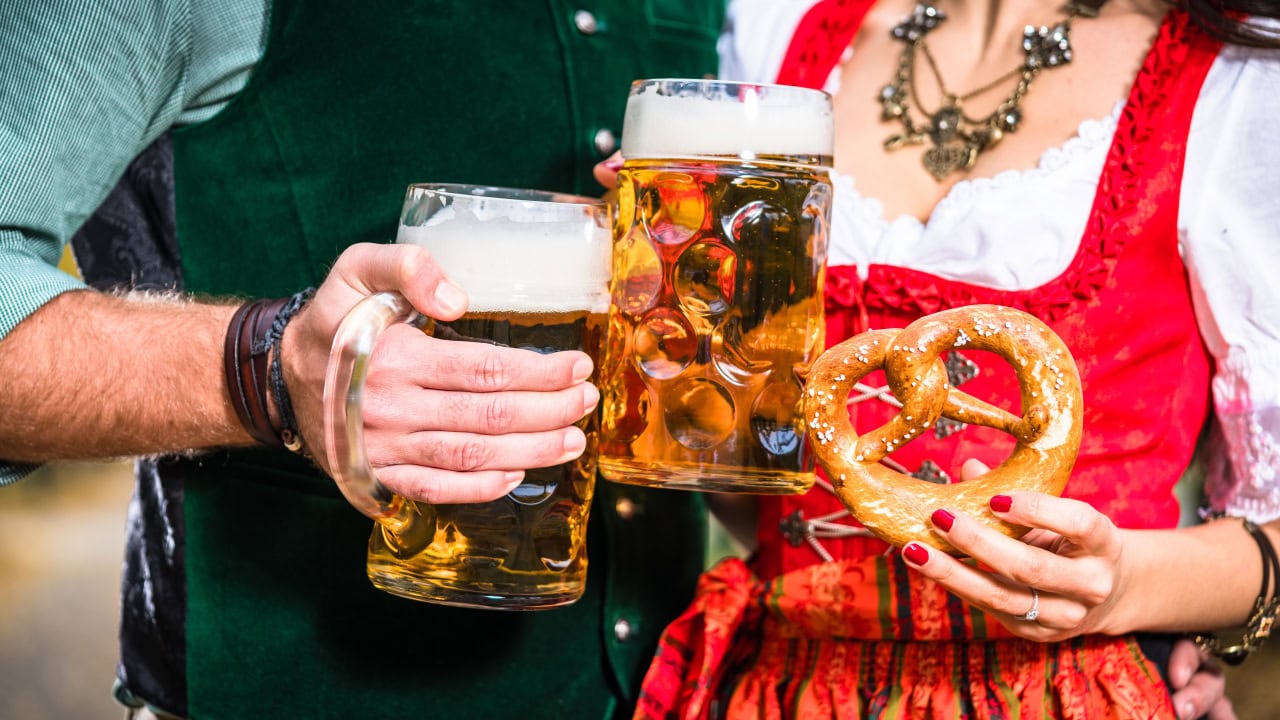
[829,101,1122,277]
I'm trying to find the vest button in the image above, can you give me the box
[613,617,633,642]
[614,496,636,520]
[573,9,599,35]
[593,128,618,156]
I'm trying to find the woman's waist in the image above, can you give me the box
[746,554,1016,642]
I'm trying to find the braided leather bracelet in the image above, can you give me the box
[223,288,316,452]
[1192,519,1280,665]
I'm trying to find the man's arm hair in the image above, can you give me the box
[0,289,253,463]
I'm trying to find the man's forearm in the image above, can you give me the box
[0,289,253,462]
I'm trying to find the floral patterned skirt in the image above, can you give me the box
[635,558,1175,719]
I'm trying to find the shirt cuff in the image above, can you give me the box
[0,240,87,484]
[0,242,87,340]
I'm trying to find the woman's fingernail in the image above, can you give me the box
[990,494,1013,513]
[434,280,467,316]
[603,155,624,171]
[931,508,955,532]
[1179,702,1196,720]
[902,542,930,566]
[504,470,525,485]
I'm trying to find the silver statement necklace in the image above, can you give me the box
[878,2,1097,181]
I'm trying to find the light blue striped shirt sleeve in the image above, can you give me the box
[0,0,190,335]
[0,0,266,482]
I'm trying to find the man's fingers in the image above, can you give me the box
[378,466,526,505]
[1172,670,1227,720]
[365,384,599,435]
[373,427,587,474]
[333,242,469,321]
[419,342,593,392]
[1168,637,1227,720]
[371,326,593,392]
[1206,697,1237,720]
[373,425,587,504]
[1167,637,1203,689]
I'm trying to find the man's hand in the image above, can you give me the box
[283,243,600,505]
[1168,638,1236,720]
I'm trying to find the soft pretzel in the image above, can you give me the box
[804,305,1083,554]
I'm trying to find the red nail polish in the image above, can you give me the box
[990,495,1013,513]
[902,542,930,566]
[931,508,955,532]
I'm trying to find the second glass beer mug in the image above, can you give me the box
[324,183,610,609]
[599,79,834,494]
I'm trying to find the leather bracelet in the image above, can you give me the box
[224,297,289,448]
[223,290,313,451]
[1192,518,1280,665]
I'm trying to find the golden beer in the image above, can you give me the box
[598,80,834,494]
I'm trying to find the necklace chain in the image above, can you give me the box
[918,42,1022,107]
[879,2,1097,181]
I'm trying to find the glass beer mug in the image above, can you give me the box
[598,79,834,494]
[324,183,610,609]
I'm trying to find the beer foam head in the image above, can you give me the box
[397,218,611,314]
[621,79,833,161]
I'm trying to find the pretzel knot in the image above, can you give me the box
[804,305,1083,554]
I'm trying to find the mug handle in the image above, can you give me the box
[322,292,430,550]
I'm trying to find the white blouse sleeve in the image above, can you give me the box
[1180,42,1280,523]
[717,0,821,83]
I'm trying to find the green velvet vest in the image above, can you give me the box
[170,1,722,717]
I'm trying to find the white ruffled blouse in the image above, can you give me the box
[719,0,1280,522]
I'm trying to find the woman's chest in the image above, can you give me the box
[831,4,1161,223]
[827,101,1118,291]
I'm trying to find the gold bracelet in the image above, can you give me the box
[1192,519,1280,665]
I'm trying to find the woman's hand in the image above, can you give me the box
[899,461,1242,719]
[900,477,1239,718]
[592,151,624,189]
[899,459,1132,641]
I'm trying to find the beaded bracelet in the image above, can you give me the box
[266,288,315,454]
[1192,518,1280,665]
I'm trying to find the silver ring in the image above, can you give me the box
[1022,587,1040,622]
